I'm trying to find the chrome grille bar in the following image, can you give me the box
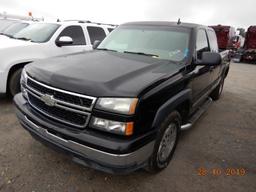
[26,75,97,111]
[25,76,96,128]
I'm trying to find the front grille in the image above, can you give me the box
[28,93,88,127]
[25,76,96,128]
[27,78,93,109]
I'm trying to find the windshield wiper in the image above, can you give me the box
[14,37,31,41]
[123,51,159,57]
[0,33,9,37]
[96,48,117,52]
[5,34,13,38]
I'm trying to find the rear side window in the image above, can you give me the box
[196,29,210,59]
[207,30,219,52]
[87,26,106,44]
[58,25,86,45]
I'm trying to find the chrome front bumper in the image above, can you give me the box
[24,115,154,167]
[14,94,155,174]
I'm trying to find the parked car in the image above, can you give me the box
[209,25,236,51]
[0,20,115,96]
[0,20,31,39]
[0,19,20,32]
[233,26,256,63]
[14,21,230,174]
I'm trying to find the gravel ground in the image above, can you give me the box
[0,62,255,192]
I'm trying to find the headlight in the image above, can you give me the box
[95,98,138,115]
[20,69,28,99]
[90,117,134,136]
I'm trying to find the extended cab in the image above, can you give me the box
[0,20,115,96]
[14,22,230,174]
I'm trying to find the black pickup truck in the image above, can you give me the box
[14,21,230,174]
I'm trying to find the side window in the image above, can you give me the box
[87,26,106,44]
[196,29,210,59]
[207,30,219,52]
[58,26,86,45]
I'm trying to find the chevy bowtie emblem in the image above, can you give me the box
[40,94,56,107]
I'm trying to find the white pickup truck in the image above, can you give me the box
[0,20,115,96]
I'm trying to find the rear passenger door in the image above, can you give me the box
[87,26,107,45]
[206,29,222,85]
[190,29,212,107]
[55,25,91,54]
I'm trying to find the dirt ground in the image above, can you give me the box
[0,63,255,192]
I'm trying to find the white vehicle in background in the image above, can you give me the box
[0,20,31,40]
[0,20,116,96]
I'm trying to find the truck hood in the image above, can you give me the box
[0,37,35,49]
[26,51,184,97]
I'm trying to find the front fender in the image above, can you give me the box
[152,89,192,129]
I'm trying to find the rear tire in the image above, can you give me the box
[210,78,224,101]
[8,68,23,97]
[146,111,181,173]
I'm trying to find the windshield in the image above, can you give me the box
[13,23,60,43]
[98,25,190,61]
[2,23,29,37]
[0,20,18,32]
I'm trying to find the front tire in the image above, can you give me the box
[8,68,23,97]
[146,111,181,173]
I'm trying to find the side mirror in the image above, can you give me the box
[56,36,73,47]
[92,40,101,49]
[197,52,222,66]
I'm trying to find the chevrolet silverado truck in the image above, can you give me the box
[0,20,114,96]
[14,21,230,174]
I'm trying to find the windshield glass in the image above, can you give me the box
[0,20,18,32]
[2,23,29,37]
[13,23,60,43]
[98,25,190,61]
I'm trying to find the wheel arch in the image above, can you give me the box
[152,89,192,129]
[7,62,32,92]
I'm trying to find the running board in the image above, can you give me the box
[181,97,213,130]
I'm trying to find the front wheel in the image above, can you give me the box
[146,111,181,173]
[8,68,23,97]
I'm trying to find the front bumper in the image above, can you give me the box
[14,93,155,174]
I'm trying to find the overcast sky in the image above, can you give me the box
[1,0,254,29]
